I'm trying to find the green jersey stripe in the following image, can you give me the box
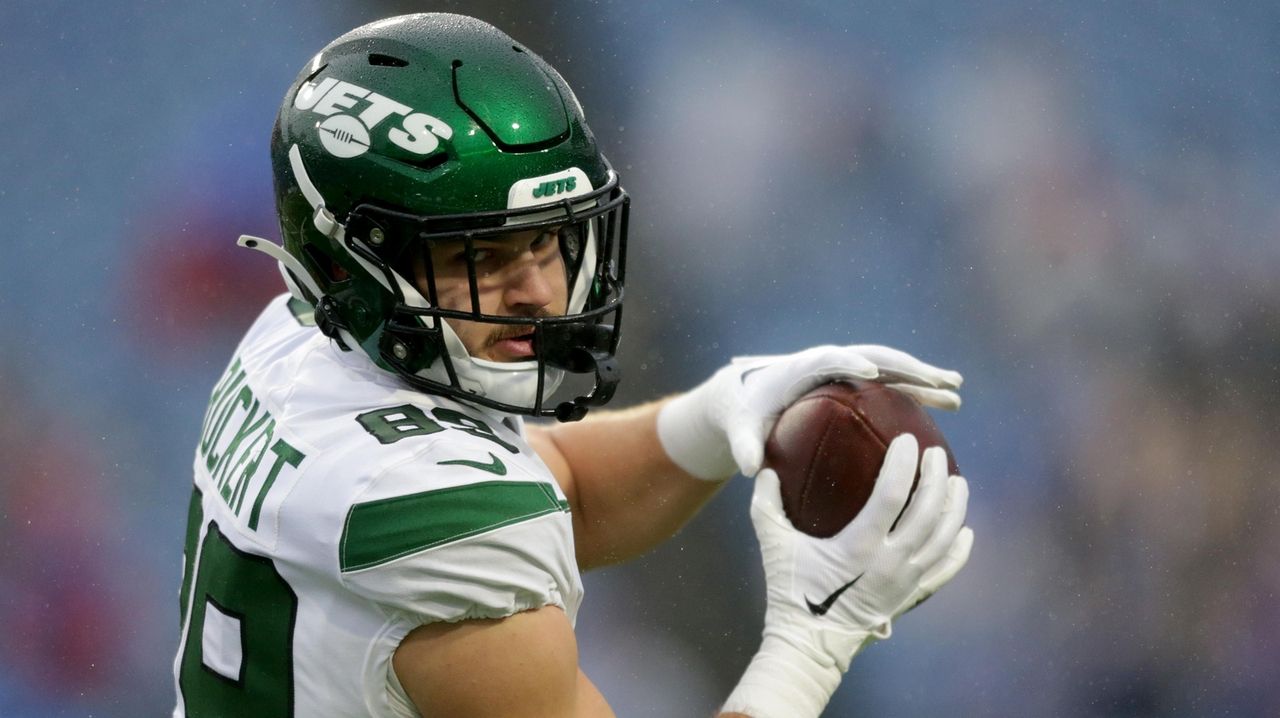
[340,480,568,572]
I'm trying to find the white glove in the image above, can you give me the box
[721,435,974,718]
[657,345,964,480]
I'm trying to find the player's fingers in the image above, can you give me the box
[911,475,970,569]
[732,347,881,475]
[755,346,879,405]
[727,420,766,477]
[749,468,790,529]
[845,433,919,539]
[893,526,974,618]
[850,345,964,389]
[889,447,949,548]
[799,345,881,387]
[918,526,974,593]
[882,383,962,412]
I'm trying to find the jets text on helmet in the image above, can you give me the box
[294,77,454,158]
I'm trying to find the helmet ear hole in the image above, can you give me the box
[301,244,350,284]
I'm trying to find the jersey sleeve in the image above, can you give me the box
[337,453,582,625]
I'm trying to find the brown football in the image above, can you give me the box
[762,380,959,538]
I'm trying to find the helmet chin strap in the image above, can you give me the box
[289,144,395,296]
[289,144,341,239]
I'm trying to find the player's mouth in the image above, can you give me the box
[487,326,538,361]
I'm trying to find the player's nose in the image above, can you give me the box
[503,256,557,311]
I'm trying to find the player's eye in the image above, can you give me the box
[531,231,556,252]
[453,247,494,264]
[557,223,585,263]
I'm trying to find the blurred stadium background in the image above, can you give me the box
[2,1,1278,715]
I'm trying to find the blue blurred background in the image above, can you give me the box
[3,1,1278,715]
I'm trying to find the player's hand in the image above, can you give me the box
[751,434,973,671]
[657,344,963,479]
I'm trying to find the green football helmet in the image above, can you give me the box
[242,13,628,421]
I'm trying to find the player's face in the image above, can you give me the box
[413,227,569,362]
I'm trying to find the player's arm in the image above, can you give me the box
[528,398,725,570]
[393,606,615,718]
[391,605,760,718]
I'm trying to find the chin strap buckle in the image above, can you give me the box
[314,295,351,351]
[312,205,339,238]
[553,349,619,422]
[541,322,620,422]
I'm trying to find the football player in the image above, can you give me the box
[173,13,973,718]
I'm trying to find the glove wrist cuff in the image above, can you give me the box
[721,632,850,718]
[657,388,737,480]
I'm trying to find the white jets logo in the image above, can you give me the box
[294,77,454,159]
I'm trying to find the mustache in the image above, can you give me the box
[484,314,552,346]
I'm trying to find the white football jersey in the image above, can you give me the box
[172,294,583,717]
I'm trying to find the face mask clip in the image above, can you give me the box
[553,351,619,422]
